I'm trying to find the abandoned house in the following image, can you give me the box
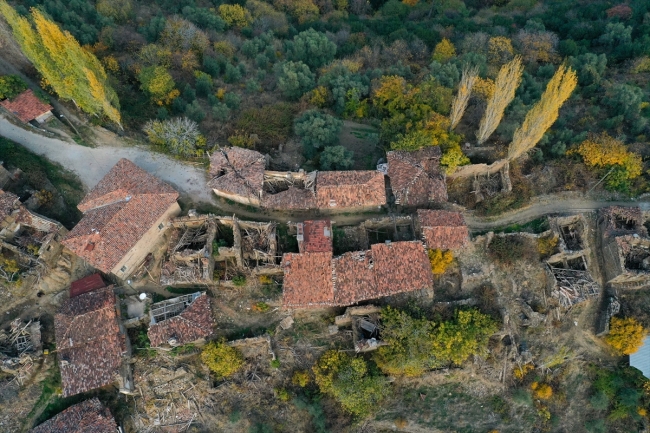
[416,209,469,251]
[282,223,433,308]
[208,147,387,211]
[550,214,588,253]
[599,207,650,287]
[62,158,180,280]
[162,213,279,284]
[54,284,132,397]
[208,147,266,206]
[69,273,107,298]
[0,89,53,124]
[0,189,66,266]
[148,292,215,347]
[0,318,42,384]
[547,255,600,308]
[30,398,119,433]
[385,147,448,207]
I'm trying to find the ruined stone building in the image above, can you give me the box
[386,147,447,207]
[207,147,390,212]
[599,206,650,287]
[415,209,469,251]
[54,278,132,397]
[62,159,181,281]
[148,292,215,347]
[0,189,66,266]
[30,398,119,433]
[282,220,433,308]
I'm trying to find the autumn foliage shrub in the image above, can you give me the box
[605,317,647,355]
[201,339,244,378]
[428,249,453,274]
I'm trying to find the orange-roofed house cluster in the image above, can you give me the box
[62,158,181,280]
[207,147,447,212]
[1,89,53,123]
[282,220,434,309]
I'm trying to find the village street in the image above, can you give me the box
[2,114,649,230]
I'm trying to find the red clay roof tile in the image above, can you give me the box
[1,89,52,123]
[30,398,118,433]
[63,159,178,273]
[300,220,333,253]
[417,209,469,250]
[148,294,215,347]
[54,287,126,397]
[315,171,386,208]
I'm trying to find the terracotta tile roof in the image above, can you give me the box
[70,273,106,298]
[387,149,447,206]
[78,158,178,212]
[1,89,52,123]
[281,252,334,308]
[332,251,375,305]
[282,241,433,308]
[417,209,469,250]
[148,294,215,347]
[208,147,265,200]
[261,187,316,209]
[370,241,433,295]
[54,287,126,397]
[0,190,19,222]
[300,220,332,253]
[30,398,118,433]
[63,159,178,273]
[315,171,386,208]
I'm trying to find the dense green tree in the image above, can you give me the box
[294,110,343,156]
[138,66,176,104]
[318,65,369,114]
[286,29,336,70]
[428,60,460,88]
[275,61,315,100]
[319,145,354,170]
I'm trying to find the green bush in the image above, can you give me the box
[232,275,247,286]
[286,29,336,70]
[294,110,343,157]
[275,61,315,100]
[319,145,354,170]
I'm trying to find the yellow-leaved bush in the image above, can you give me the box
[428,249,454,274]
[201,339,244,378]
[605,317,647,355]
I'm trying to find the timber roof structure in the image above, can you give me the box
[54,286,126,397]
[417,209,469,250]
[62,159,179,273]
[30,398,118,433]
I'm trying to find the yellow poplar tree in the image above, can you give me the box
[508,64,577,160]
[476,56,523,145]
[0,2,121,127]
[449,66,478,130]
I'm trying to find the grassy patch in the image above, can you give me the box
[0,137,84,228]
[27,362,63,425]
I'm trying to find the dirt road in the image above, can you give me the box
[0,115,214,203]
[465,196,650,231]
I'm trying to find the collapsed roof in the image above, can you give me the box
[148,292,215,347]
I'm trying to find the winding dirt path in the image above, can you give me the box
[465,196,650,231]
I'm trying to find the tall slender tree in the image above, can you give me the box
[449,66,478,131]
[0,1,121,127]
[508,64,577,160]
[476,56,523,144]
